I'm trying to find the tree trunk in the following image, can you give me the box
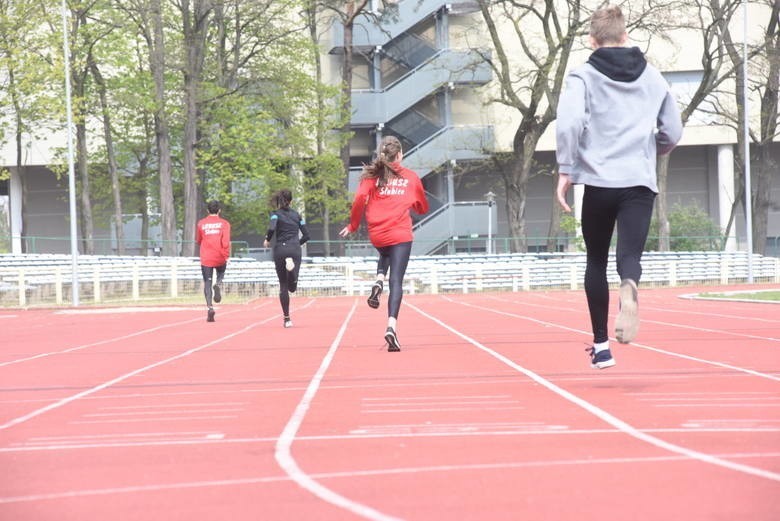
[655,154,671,251]
[151,0,177,256]
[752,144,773,255]
[546,173,562,253]
[8,66,26,253]
[338,1,356,213]
[76,119,94,255]
[504,174,527,253]
[90,61,125,255]
[181,0,211,257]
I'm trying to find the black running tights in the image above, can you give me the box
[374,241,412,319]
[581,185,655,343]
[273,242,302,317]
[201,264,226,307]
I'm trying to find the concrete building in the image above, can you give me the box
[1,1,777,257]
[322,0,780,256]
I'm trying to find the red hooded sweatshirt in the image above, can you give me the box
[346,163,429,247]
[196,214,231,267]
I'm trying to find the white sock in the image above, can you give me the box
[376,274,385,284]
[387,317,397,329]
[594,341,609,353]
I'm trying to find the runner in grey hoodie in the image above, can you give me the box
[555,5,683,369]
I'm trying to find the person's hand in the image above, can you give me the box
[263,239,270,248]
[338,226,351,238]
[556,173,572,213]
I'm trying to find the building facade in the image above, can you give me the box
[323,0,780,256]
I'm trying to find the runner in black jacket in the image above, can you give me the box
[263,189,310,328]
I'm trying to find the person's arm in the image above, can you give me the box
[411,174,429,215]
[263,213,277,247]
[339,180,370,236]
[656,90,683,155]
[555,74,587,175]
[298,216,311,246]
[195,222,203,245]
[556,173,573,213]
[222,221,231,261]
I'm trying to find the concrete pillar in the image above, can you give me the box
[717,144,737,251]
[9,167,23,254]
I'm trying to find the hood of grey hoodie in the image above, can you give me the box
[587,47,647,82]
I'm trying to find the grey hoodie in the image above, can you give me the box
[555,47,683,193]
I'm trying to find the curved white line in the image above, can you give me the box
[408,302,780,482]
[274,300,403,521]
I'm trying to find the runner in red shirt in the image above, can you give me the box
[339,135,429,351]
[196,200,231,322]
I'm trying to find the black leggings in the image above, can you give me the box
[374,241,412,319]
[581,186,656,344]
[273,242,302,317]
[201,264,226,307]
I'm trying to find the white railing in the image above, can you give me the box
[1,252,778,308]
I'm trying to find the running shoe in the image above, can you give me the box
[384,326,401,352]
[213,283,222,303]
[207,307,215,322]
[586,346,615,369]
[284,317,293,328]
[615,279,639,344]
[367,280,383,309]
[285,257,295,271]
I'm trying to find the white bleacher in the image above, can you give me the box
[0,251,778,306]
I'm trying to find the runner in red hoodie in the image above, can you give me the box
[196,200,231,322]
[339,135,429,351]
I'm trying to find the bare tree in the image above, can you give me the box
[179,0,213,257]
[655,0,741,251]
[150,0,177,255]
[721,0,779,254]
[476,0,584,252]
[89,59,125,254]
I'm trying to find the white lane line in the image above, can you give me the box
[83,409,245,417]
[408,302,780,482]
[0,301,274,368]
[70,416,239,424]
[0,300,310,431]
[531,291,780,324]
[363,395,512,401]
[454,297,780,382]
[4,425,780,453]
[493,294,780,342]
[274,300,402,521]
[99,402,249,409]
[4,451,780,504]
[363,407,525,413]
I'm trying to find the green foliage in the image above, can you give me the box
[647,203,724,251]
[559,212,585,252]
[302,152,351,225]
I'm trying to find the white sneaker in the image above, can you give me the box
[615,279,639,344]
[285,257,295,271]
[284,318,293,328]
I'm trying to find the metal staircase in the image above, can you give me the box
[332,0,493,255]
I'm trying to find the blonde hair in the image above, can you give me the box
[589,5,626,46]
[361,135,402,188]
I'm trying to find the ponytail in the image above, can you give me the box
[361,135,402,188]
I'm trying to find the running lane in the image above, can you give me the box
[281,291,780,520]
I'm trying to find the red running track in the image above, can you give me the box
[1,285,779,520]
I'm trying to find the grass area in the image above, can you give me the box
[699,290,780,302]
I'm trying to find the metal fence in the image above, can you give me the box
[1,251,778,308]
